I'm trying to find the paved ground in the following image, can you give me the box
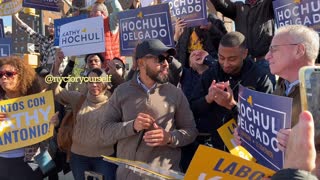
[58,172,74,180]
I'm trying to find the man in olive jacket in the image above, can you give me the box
[101,39,198,180]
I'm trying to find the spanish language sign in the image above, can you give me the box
[237,85,292,171]
[54,14,88,46]
[0,38,11,57]
[0,91,55,152]
[185,145,275,180]
[59,16,105,56]
[23,0,60,12]
[118,3,174,56]
[217,118,255,162]
[273,0,320,32]
[0,0,23,16]
[162,0,207,27]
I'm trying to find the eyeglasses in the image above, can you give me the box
[0,71,18,78]
[144,54,173,64]
[269,43,300,53]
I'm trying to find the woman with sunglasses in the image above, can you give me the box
[0,56,43,180]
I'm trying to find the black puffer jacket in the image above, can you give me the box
[211,0,275,58]
[190,57,274,150]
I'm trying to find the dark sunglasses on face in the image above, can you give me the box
[144,54,173,64]
[158,54,173,64]
[0,71,18,78]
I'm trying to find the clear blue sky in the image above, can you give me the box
[1,16,12,26]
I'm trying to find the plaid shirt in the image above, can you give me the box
[19,22,68,75]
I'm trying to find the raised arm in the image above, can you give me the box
[210,0,238,20]
[51,54,80,106]
[13,12,48,44]
[108,0,123,33]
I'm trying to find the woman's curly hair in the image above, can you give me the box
[0,56,41,97]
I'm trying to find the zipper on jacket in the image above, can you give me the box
[134,92,151,158]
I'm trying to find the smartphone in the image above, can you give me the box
[299,66,320,149]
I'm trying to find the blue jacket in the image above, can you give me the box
[190,57,274,150]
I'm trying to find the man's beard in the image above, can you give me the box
[146,65,169,84]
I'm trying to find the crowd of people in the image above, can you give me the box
[0,0,320,179]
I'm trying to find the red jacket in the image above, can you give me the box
[103,17,125,66]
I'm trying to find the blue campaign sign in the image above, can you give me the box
[23,0,60,12]
[54,14,88,46]
[162,0,207,27]
[118,3,174,56]
[237,85,292,171]
[0,19,4,38]
[273,0,320,33]
[0,38,12,57]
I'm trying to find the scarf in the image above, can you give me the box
[86,90,110,109]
